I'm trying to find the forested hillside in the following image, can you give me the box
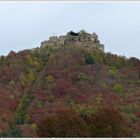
[0,31,140,137]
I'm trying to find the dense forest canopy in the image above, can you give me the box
[0,30,140,137]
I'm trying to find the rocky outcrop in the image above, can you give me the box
[40,30,104,51]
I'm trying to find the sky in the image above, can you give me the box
[0,1,140,59]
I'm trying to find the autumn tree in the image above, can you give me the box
[52,79,72,97]
[37,108,90,137]
[89,106,133,137]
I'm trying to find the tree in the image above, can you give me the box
[113,84,123,94]
[52,79,72,97]
[15,94,33,124]
[85,55,95,65]
[89,107,133,137]
[37,108,90,137]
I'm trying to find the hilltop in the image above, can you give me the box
[40,30,104,51]
[0,30,140,137]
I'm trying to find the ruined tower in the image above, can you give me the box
[40,30,104,51]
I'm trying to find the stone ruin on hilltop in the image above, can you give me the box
[40,30,104,51]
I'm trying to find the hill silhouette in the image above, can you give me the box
[0,30,140,137]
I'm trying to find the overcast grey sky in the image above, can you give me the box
[0,2,140,59]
